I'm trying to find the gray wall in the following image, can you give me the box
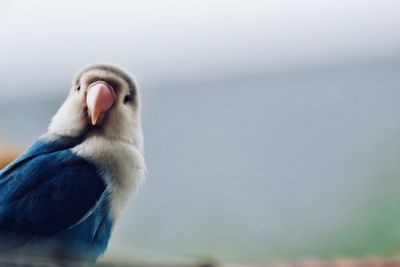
[1,59,400,261]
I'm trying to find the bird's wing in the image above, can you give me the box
[0,140,106,244]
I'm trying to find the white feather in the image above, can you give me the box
[48,92,87,137]
[73,135,145,218]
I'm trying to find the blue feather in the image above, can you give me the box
[0,135,113,261]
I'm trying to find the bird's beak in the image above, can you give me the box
[86,81,116,126]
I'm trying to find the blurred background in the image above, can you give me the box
[1,0,400,264]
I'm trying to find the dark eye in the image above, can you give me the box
[76,85,81,91]
[123,95,132,104]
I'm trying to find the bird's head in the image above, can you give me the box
[49,64,142,148]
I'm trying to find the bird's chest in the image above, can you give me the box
[73,138,145,217]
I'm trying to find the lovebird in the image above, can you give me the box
[0,64,145,262]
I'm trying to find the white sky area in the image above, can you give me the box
[0,0,399,97]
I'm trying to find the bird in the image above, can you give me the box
[0,64,145,262]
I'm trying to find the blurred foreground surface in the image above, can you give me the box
[0,256,214,267]
[2,256,400,267]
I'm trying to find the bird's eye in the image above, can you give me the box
[76,85,81,91]
[123,95,132,104]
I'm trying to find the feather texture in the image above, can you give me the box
[0,136,112,261]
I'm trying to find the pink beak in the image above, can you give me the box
[86,81,116,126]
